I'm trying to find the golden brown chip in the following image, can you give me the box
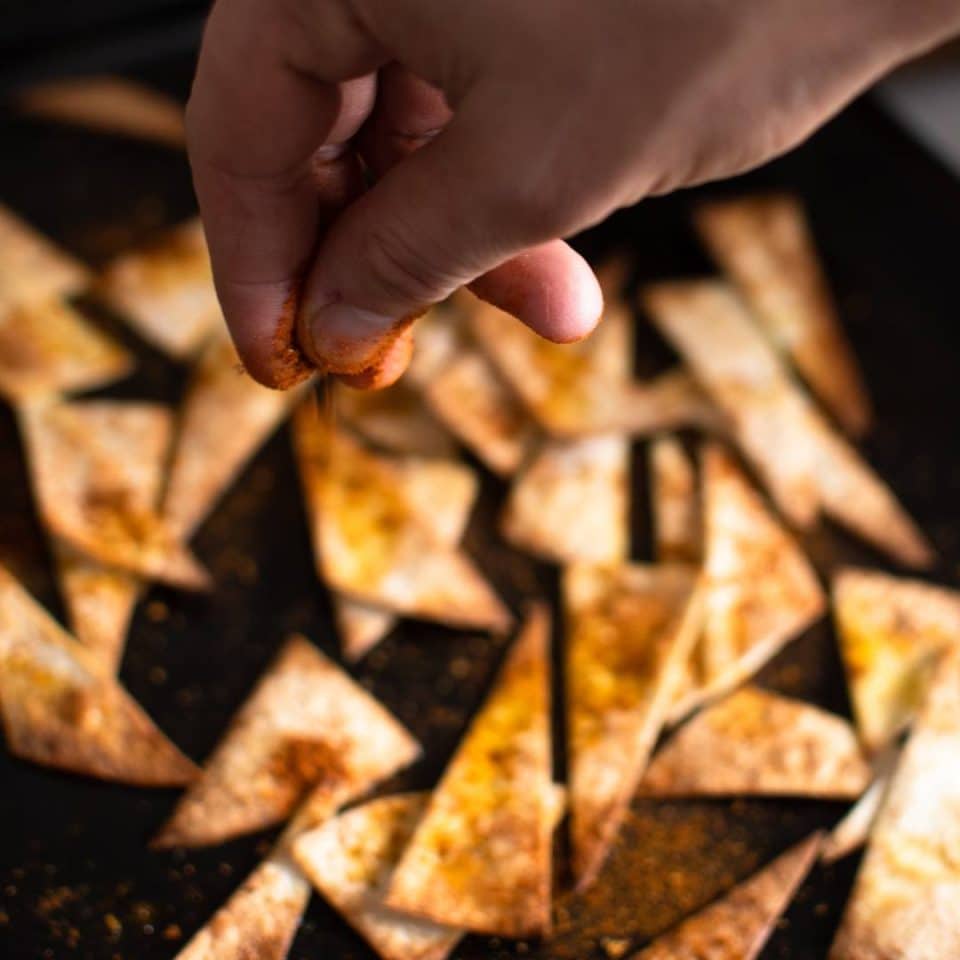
[386,606,553,937]
[830,647,960,960]
[163,334,299,539]
[0,298,132,403]
[564,563,704,888]
[650,435,701,563]
[633,833,822,960]
[154,634,420,848]
[334,598,398,663]
[669,445,825,724]
[0,564,197,785]
[18,397,209,590]
[98,218,221,358]
[501,434,629,564]
[17,75,186,147]
[642,686,870,799]
[695,195,870,435]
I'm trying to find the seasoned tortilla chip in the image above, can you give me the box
[386,606,553,936]
[0,564,197,785]
[695,195,870,435]
[830,647,960,960]
[565,563,704,888]
[163,334,299,539]
[669,445,825,724]
[0,203,90,309]
[405,299,470,387]
[98,218,221,358]
[644,280,932,566]
[17,75,186,147]
[18,397,208,590]
[334,598,398,663]
[154,634,420,848]
[0,298,132,403]
[502,434,628,564]
[833,568,960,754]
[294,408,509,632]
[642,686,870,799]
[634,833,822,960]
[650,435,700,563]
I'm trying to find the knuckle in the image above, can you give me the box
[360,223,456,308]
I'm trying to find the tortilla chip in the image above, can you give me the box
[501,434,629,564]
[0,564,197,785]
[163,334,299,539]
[386,606,553,936]
[642,686,870,798]
[154,634,420,848]
[404,299,470,387]
[18,397,208,590]
[294,408,509,632]
[695,195,870,435]
[0,203,90,309]
[564,563,704,888]
[650,435,700,563]
[668,445,825,724]
[17,75,186,148]
[634,833,822,960]
[829,647,960,960]
[644,280,933,566]
[833,568,960,755]
[334,599,397,663]
[98,218,221,358]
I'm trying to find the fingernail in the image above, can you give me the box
[299,298,398,375]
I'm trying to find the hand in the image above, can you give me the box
[187,0,960,388]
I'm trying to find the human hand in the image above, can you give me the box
[187,0,960,388]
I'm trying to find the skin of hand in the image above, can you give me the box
[187,0,960,389]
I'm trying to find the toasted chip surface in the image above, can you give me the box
[565,563,703,887]
[650,436,701,563]
[387,606,553,936]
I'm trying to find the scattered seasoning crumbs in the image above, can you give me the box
[148,666,168,686]
[145,601,169,623]
[162,924,182,941]
[104,913,122,938]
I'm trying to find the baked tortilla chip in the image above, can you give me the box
[98,218,221,358]
[502,434,629,564]
[386,606,553,936]
[695,195,870,435]
[642,686,870,799]
[0,564,197,785]
[830,647,960,960]
[154,634,420,848]
[634,833,822,960]
[833,567,960,755]
[293,408,509,632]
[334,598,398,663]
[565,563,704,888]
[650,435,700,563]
[17,75,186,148]
[644,280,933,566]
[669,445,825,724]
[18,397,208,590]
[163,333,299,539]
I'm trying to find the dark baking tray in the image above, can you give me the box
[2,54,960,960]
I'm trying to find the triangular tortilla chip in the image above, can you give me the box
[565,563,704,888]
[0,564,197,785]
[386,606,553,936]
[644,280,933,566]
[502,434,629,564]
[0,298,132,403]
[52,401,173,671]
[97,218,221,358]
[404,298,470,387]
[642,686,870,798]
[833,567,960,755]
[669,445,825,724]
[650,435,700,563]
[163,333,299,539]
[18,397,209,590]
[695,195,870,435]
[334,599,398,663]
[154,634,420,847]
[0,203,90,309]
[829,647,960,960]
[17,75,186,148]
[634,833,822,960]
[293,408,509,632]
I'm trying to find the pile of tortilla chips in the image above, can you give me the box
[3,173,959,960]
